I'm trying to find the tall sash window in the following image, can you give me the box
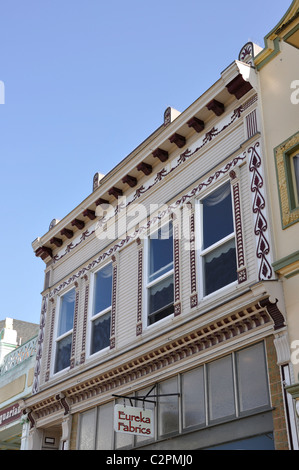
[199,181,237,296]
[147,222,174,325]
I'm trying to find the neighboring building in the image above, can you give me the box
[253,0,299,444]
[23,3,298,451]
[0,318,39,450]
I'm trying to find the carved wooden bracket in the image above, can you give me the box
[187,116,205,133]
[206,99,224,116]
[169,133,186,148]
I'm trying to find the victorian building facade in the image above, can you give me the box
[23,2,299,451]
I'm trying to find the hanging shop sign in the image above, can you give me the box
[114,404,154,437]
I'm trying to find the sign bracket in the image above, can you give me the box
[112,384,180,406]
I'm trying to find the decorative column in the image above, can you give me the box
[110,254,118,349]
[172,212,182,316]
[229,167,247,283]
[45,296,56,382]
[80,274,90,365]
[136,237,143,336]
[189,202,198,308]
[32,295,48,394]
[248,140,273,281]
[70,282,80,369]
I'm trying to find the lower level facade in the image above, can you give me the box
[23,283,296,450]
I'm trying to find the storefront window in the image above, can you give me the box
[114,398,133,449]
[158,377,179,437]
[95,402,114,450]
[135,387,155,445]
[236,342,270,413]
[207,354,235,422]
[78,408,96,450]
[77,342,271,450]
[182,366,205,429]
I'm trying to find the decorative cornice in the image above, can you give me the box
[169,133,186,148]
[60,228,73,239]
[152,148,169,162]
[187,116,204,133]
[27,300,276,421]
[122,174,138,188]
[71,219,85,230]
[206,99,224,116]
[137,161,152,175]
[82,209,96,220]
[258,298,285,330]
[226,73,253,100]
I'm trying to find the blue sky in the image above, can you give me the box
[0,0,292,326]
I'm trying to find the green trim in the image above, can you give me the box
[265,1,298,39]
[283,23,299,45]
[274,130,299,229]
[254,1,299,70]
[255,37,281,71]
[0,342,17,348]
[272,249,299,272]
[285,269,299,279]
[286,382,299,399]
[284,144,299,211]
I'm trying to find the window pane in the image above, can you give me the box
[202,182,234,249]
[55,333,72,373]
[96,402,114,450]
[58,289,75,336]
[236,342,270,413]
[182,367,205,429]
[148,274,174,325]
[78,409,96,450]
[158,377,179,437]
[208,355,235,422]
[94,264,112,315]
[115,399,133,449]
[149,223,173,282]
[204,238,237,295]
[136,387,156,444]
[91,311,111,354]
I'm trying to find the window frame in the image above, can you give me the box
[196,179,238,299]
[143,219,175,328]
[289,150,299,208]
[53,286,76,375]
[274,131,299,229]
[87,261,113,358]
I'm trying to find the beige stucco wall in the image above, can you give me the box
[259,39,299,380]
[259,40,299,259]
[0,360,36,408]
